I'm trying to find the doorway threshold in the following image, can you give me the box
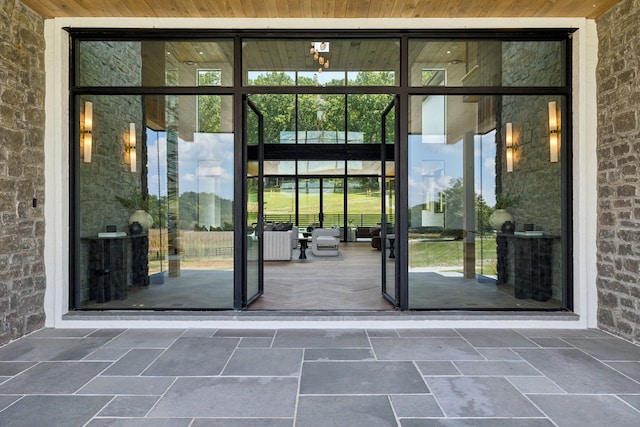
[62,309,579,326]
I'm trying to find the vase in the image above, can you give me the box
[489,209,513,231]
[129,209,153,232]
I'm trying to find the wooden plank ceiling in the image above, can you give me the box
[22,0,620,20]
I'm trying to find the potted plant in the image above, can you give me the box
[116,186,153,233]
[489,192,520,231]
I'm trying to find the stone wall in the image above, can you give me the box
[0,0,45,346]
[596,0,640,343]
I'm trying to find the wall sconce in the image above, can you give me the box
[548,101,560,163]
[505,122,514,172]
[126,123,137,173]
[82,101,93,163]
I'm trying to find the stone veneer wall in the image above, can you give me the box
[596,0,640,343]
[0,0,45,346]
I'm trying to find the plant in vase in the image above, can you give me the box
[489,192,521,232]
[115,186,153,233]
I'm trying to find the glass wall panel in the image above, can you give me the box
[298,94,345,144]
[76,40,234,87]
[76,95,234,309]
[297,161,345,175]
[408,95,564,309]
[347,161,381,175]
[409,39,566,87]
[243,39,400,86]
[348,94,395,144]
[247,95,296,144]
[347,177,381,229]
[264,177,297,224]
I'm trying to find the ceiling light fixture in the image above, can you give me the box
[310,41,330,73]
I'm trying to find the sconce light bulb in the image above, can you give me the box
[548,101,558,132]
[505,122,513,172]
[550,132,559,163]
[83,101,93,163]
[129,123,137,173]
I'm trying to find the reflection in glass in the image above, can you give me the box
[408,39,565,87]
[408,95,563,309]
[348,94,395,144]
[243,38,400,87]
[298,94,345,144]
[247,95,295,144]
[77,39,234,87]
[77,95,234,309]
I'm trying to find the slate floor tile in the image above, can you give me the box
[453,360,540,376]
[515,348,640,393]
[605,361,640,382]
[296,395,396,427]
[400,419,553,427]
[390,394,444,417]
[191,419,293,427]
[530,394,640,427]
[507,376,565,393]
[87,329,127,339]
[78,376,175,395]
[474,348,522,360]
[238,337,274,347]
[366,329,400,337]
[618,394,640,411]
[564,338,640,361]
[214,329,276,338]
[514,329,602,339]
[456,329,536,348]
[0,395,111,427]
[149,377,298,418]
[304,348,375,361]
[0,361,110,394]
[0,361,35,376]
[300,361,428,394]
[396,329,460,338]
[97,395,160,417]
[371,338,483,361]
[0,337,111,361]
[0,395,21,411]
[222,348,302,376]
[87,419,192,427]
[182,328,217,337]
[101,349,164,376]
[427,377,543,417]
[415,361,461,376]
[142,337,238,376]
[28,328,95,338]
[273,329,370,348]
[102,329,185,348]
[529,337,574,348]
[83,347,131,361]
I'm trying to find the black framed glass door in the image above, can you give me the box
[244,97,264,306]
[381,97,399,305]
[297,177,345,231]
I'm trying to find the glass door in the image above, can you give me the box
[244,97,264,306]
[381,98,398,305]
[297,177,345,232]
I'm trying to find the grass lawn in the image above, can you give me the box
[409,237,497,275]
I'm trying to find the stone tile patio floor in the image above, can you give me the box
[0,328,639,426]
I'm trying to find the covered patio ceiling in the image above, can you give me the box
[23,0,619,20]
